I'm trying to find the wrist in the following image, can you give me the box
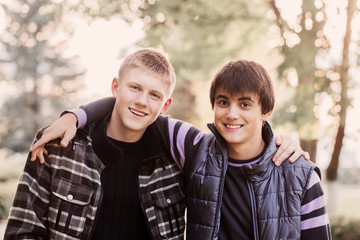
[60,108,86,128]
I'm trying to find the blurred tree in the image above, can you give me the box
[123,0,273,122]
[0,0,84,151]
[326,0,357,181]
[269,0,329,163]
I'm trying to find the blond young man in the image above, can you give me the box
[23,57,309,239]
[5,48,185,239]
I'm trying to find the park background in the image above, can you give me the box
[0,0,359,238]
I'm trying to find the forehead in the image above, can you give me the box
[121,68,170,93]
[216,88,259,101]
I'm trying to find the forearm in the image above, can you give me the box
[78,97,115,128]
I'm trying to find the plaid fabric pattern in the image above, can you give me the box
[138,155,186,240]
[5,126,187,240]
[5,128,104,240]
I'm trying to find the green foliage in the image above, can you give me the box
[270,0,328,140]
[0,0,85,151]
[330,217,360,240]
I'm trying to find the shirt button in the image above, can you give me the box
[166,198,172,204]
[67,194,74,201]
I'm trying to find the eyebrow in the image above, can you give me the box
[215,94,255,102]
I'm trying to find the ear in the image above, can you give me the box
[160,97,172,114]
[111,77,119,97]
[262,110,273,122]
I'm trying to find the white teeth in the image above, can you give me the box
[130,108,146,116]
[226,124,242,129]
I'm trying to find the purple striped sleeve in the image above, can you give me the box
[168,119,177,165]
[60,108,87,129]
[307,170,320,189]
[167,118,205,169]
[300,171,330,231]
[301,214,329,230]
[301,195,326,215]
[176,123,192,168]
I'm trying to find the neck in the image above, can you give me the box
[227,135,265,160]
[107,116,145,143]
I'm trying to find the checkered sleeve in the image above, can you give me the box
[4,130,52,239]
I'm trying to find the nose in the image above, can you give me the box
[226,104,239,120]
[135,92,148,107]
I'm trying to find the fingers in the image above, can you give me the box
[38,148,46,164]
[273,142,295,166]
[60,129,76,148]
[30,148,39,161]
[272,137,291,166]
[30,127,57,152]
[303,151,310,161]
[275,135,282,146]
[30,145,48,164]
[288,148,301,163]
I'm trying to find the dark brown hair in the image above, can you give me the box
[209,60,275,114]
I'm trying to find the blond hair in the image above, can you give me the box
[118,48,176,97]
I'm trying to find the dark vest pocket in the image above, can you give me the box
[151,183,186,238]
[49,177,94,237]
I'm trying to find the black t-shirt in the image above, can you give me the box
[90,118,151,240]
[219,146,267,240]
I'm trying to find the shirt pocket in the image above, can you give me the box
[48,177,94,237]
[151,182,186,238]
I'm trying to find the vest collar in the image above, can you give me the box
[241,122,278,182]
[207,121,278,182]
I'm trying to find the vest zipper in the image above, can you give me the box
[211,147,228,239]
[243,171,260,240]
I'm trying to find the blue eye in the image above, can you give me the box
[150,93,160,99]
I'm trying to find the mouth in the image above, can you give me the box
[224,124,244,129]
[129,108,147,117]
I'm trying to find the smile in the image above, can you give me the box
[129,108,147,117]
[225,124,243,129]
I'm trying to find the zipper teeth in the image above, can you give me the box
[245,172,259,240]
[211,148,227,239]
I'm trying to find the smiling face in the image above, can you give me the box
[213,90,272,159]
[209,60,275,159]
[108,67,172,142]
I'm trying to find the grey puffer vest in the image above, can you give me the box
[184,122,319,240]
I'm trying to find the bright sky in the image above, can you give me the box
[67,17,144,96]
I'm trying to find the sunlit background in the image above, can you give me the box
[0,0,360,238]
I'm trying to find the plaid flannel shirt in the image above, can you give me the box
[5,124,186,240]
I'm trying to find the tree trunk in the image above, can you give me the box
[325,0,354,215]
[326,125,345,181]
[326,0,353,182]
[300,138,317,164]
